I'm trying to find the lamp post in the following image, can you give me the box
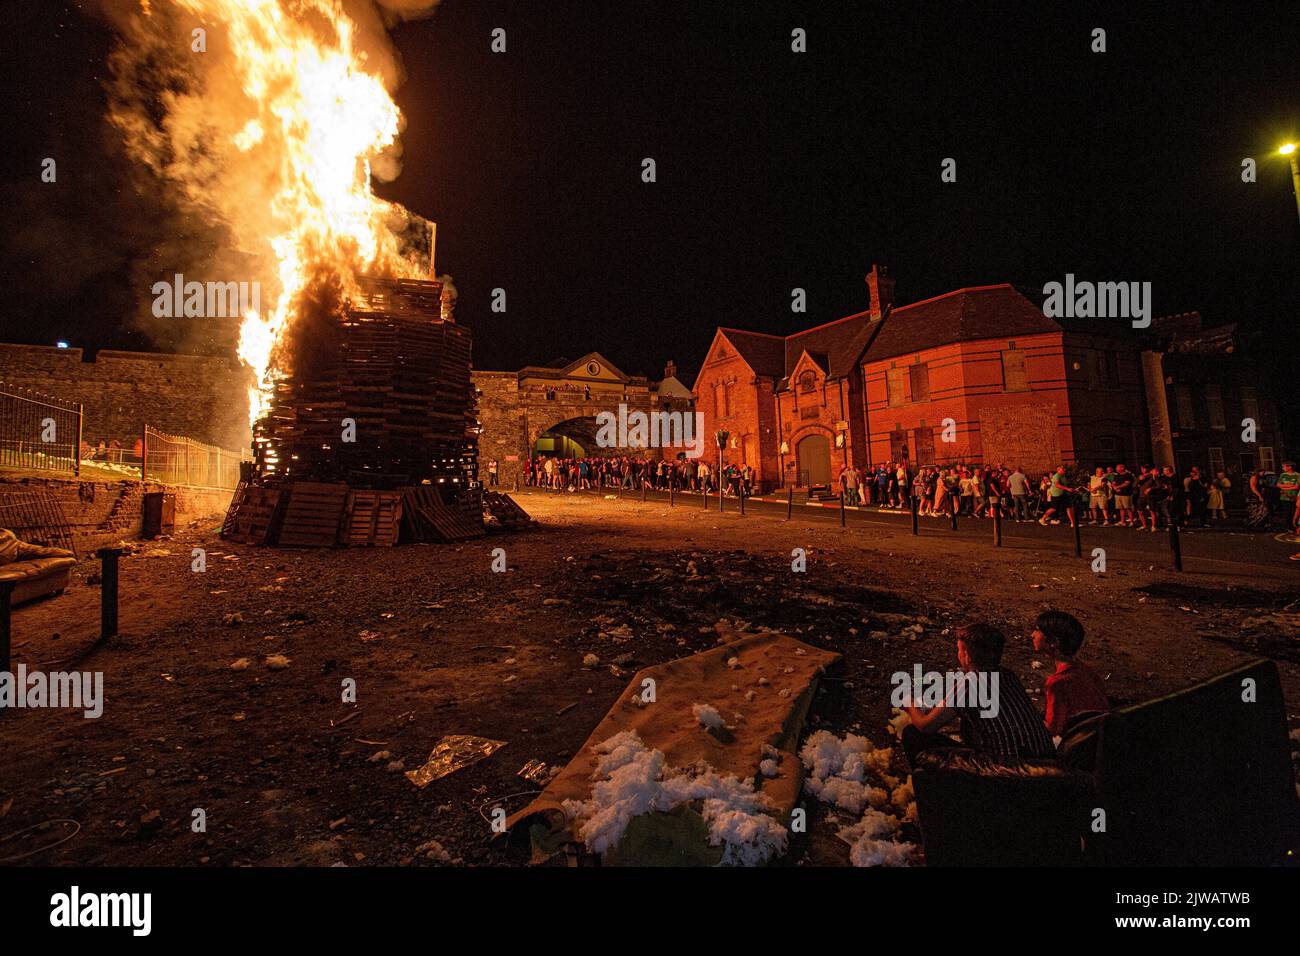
[1282,143,1300,226]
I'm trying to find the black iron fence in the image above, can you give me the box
[0,382,83,475]
[142,426,243,491]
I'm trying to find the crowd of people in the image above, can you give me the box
[838,459,1300,534]
[518,453,1300,538]
[523,454,758,496]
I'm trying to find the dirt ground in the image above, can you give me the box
[2,489,1298,867]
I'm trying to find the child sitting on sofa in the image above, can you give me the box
[901,622,1056,766]
[1032,610,1109,738]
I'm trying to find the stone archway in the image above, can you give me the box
[796,433,832,487]
[534,416,601,458]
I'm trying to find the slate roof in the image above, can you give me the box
[862,284,1061,364]
[716,328,787,378]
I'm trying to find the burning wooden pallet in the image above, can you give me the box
[254,277,477,489]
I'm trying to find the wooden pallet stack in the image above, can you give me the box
[223,274,483,547]
[254,276,477,489]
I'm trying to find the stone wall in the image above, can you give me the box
[0,474,233,555]
[474,372,528,487]
[0,344,250,454]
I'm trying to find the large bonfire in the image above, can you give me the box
[101,0,441,430]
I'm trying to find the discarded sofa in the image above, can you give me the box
[912,658,1299,866]
[0,528,76,605]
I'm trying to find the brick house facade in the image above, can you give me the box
[694,268,1155,490]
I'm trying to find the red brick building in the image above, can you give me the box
[693,266,1149,491]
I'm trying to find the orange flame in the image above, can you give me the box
[115,0,431,428]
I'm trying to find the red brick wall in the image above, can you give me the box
[861,331,1150,473]
[693,336,776,488]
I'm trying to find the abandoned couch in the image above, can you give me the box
[911,658,1299,866]
[0,528,76,605]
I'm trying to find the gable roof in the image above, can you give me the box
[716,328,786,378]
[863,284,1061,364]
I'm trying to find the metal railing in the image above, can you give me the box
[0,382,83,476]
[142,426,243,490]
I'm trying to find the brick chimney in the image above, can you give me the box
[866,264,895,317]
[664,360,677,380]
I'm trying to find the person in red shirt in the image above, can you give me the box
[1032,610,1109,738]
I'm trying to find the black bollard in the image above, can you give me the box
[670,483,674,507]
[1069,507,1082,558]
[96,546,124,639]
[993,500,1002,547]
[786,486,793,520]
[740,487,746,516]
[1169,519,1183,572]
[839,491,846,527]
[719,483,724,513]
[911,493,919,536]
[950,506,958,532]
[641,481,646,503]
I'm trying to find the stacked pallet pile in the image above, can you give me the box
[222,275,484,547]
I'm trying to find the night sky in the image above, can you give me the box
[2,1,1298,410]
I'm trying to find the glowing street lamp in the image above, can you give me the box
[1281,143,1300,226]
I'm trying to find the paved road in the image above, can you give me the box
[514,485,1300,574]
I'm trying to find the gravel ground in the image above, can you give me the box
[1,490,1297,867]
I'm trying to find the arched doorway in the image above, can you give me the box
[797,433,832,487]
[533,416,601,460]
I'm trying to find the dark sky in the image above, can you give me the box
[2,0,1299,396]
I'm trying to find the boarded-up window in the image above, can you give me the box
[1001,349,1028,391]
[909,364,930,403]
[889,429,908,461]
[1208,447,1224,475]
[913,427,935,465]
[1205,384,1226,430]
[712,385,721,418]
[723,381,734,417]
[886,367,907,407]
[1175,385,1196,430]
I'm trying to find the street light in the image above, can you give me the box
[1281,143,1300,226]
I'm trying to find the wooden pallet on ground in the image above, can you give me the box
[0,487,76,556]
[482,491,534,531]
[401,485,484,543]
[343,490,404,546]
[222,486,283,545]
[276,482,349,547]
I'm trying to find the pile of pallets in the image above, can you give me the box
[401,485,485,543]
[223,273,487,547]
[254,276,477,489]
[483,491,534,531]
